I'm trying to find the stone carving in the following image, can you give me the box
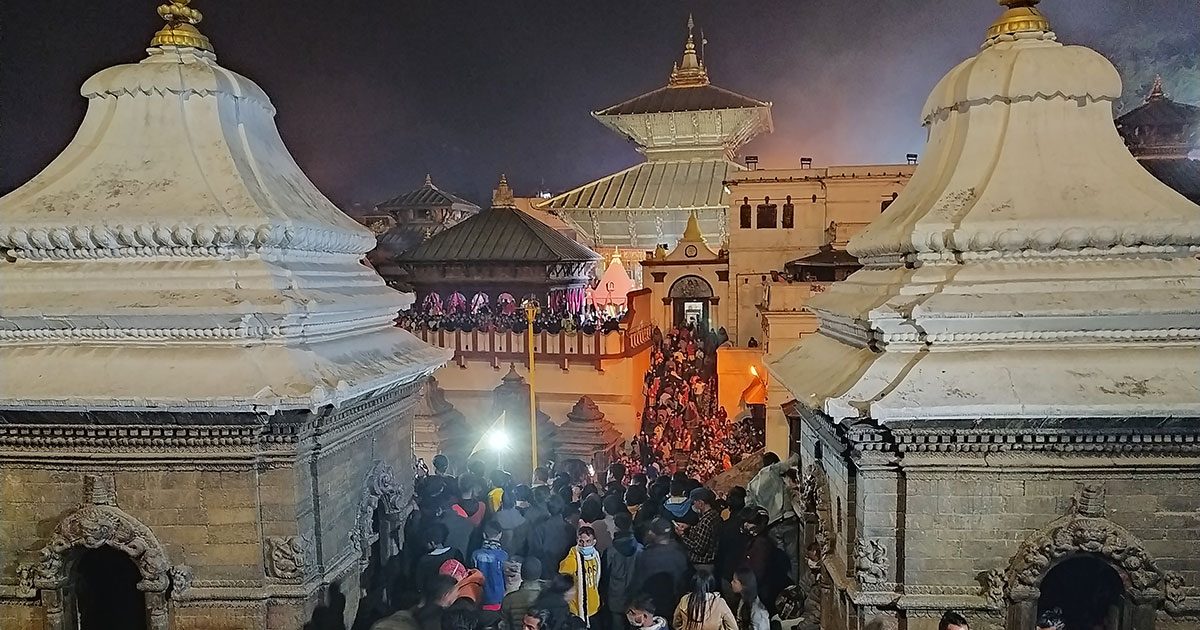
[170,564,194,599]
[800,465,835,558]
[981,568,1007,609]
[1163,572,1186,614]
[350,460,416,571]
[265,536,306,580]
[1007,483,1166,599]
[668,275,713,299]
[855,539,889,587]
[14,564,37,598]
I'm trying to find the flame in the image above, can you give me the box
[749,365,759,378]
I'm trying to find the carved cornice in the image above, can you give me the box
[884,327,1200,346]
[0,222,374,261]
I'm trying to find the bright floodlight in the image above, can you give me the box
[489,428,510,450]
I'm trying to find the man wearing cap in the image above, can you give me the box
[676,487,721,572]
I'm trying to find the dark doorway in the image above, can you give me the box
[75,546,146,630]
[668,275,714,330]
[1038,555,1127,630]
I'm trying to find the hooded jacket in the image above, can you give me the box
[663,496,693,519]
[602,532,642,614]
[559,545,602,621]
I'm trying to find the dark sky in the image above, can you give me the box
[1,1,1195,208]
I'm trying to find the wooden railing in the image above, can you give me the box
[409,325,652,372]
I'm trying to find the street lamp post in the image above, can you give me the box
[522,299,540,471]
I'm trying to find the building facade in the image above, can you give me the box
[1115,77,1200,204]
[0,5,448,629]
[768,3,1200,630]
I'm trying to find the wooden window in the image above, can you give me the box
[757,196,777,228]
[740,197,752,229]
[782,195,795,228]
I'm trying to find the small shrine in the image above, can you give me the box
[484,365,557,479]
[1115,76,1200,203]
[591,250,636,312]
[401,176,602,316]
[555,396,624,464]
[783,244,861,282]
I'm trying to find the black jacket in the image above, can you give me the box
[630,540,690,617]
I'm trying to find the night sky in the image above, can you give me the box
[1,1,1195,208]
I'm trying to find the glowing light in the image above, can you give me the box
[749,365,759,378]
[488,429,510,450]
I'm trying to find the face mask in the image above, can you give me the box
[579,545,597,557]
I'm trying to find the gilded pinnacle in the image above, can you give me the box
[150,0,213,52]
[987,0,1051,41]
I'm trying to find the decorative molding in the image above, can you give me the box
[265,536,307,581]
[1005,484,1170,604]
[981,568,1007,610]
[349,460,415,572]
[0,222,374,261]
[852,226,1199,261]
[885,327,1200,346]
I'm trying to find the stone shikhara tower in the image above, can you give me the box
[0,2,449,628]
[769,2,1200,630]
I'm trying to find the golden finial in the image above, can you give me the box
[668,14,709,88]
[682,212,704,241]
[424,173,434,186]
[493,174,516,207]
[150,0,213,52]
[986,0,1051,42]
[1147,75,1167,102]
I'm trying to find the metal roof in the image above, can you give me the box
[1139,158,1200,203]
[595,84,769,117]
[1116,95,1200,128]
[400,206,601,264]
[785,245,861,269]
[540,158,739,211]
[377,178,480,211]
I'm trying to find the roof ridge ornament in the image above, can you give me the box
[1147,75,1167,102]
[668,14,710,88]
[492,174,516,207]
[986,0,1051,43]
[150,0,213,52]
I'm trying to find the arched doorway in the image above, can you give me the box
[75,546,147,630]
[1038,556,1127,630]
[668,275,714,329]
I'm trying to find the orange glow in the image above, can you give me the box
[749,365,759,377]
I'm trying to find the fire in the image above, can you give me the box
[749,365,759,378]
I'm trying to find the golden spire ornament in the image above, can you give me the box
[668,14,709,88]
[150,0,213,52]
[986,0,1051,42]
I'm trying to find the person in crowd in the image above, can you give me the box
[417,523,464,596]
[532,467,551,489]
[1036,608,1065,630]
[722,487,746,521]
[731,568,768,630]
[736,508,788,615]
[472,522,508,611]
[663,478,694,521]
[453,474,488,529]
[607,463,627,486]
[559,526,602,627]
[501,558,545,630]
[494,486,528,556]
[580,496,612,552]
[532,573,576,625]
[488,470,513,513]
[677,487,720,570]
[440,604,481,630]
[625,594,669,630]
[745,452,799,525]
[673,570,737,630]
[372,574,458,630]
[528,495,575,580]
[433,454,452,479]
[441,559,486,606]
[624,484,647,522]
[630,518,690,618]
[438,494,475,561]
[522,608,556,630]
[938,611,970,630]
[602,513,642,630]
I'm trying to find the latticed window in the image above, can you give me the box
[757,196,777,228]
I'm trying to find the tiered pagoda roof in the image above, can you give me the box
[377,174,480,212]
[540,16,772,250]
[1115,77,1200,203]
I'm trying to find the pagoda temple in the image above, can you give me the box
[540,16,773,260]
[768,2,1200,629]
[0,3,448,628]
[356,175,481,284]
[1115,77,1200,203]
[401,176,602,313]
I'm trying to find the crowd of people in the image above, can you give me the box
[399,303,625,335]
[350,454,807,630]
[616,324,765,481]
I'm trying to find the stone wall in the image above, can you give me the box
[0,381,424,630]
